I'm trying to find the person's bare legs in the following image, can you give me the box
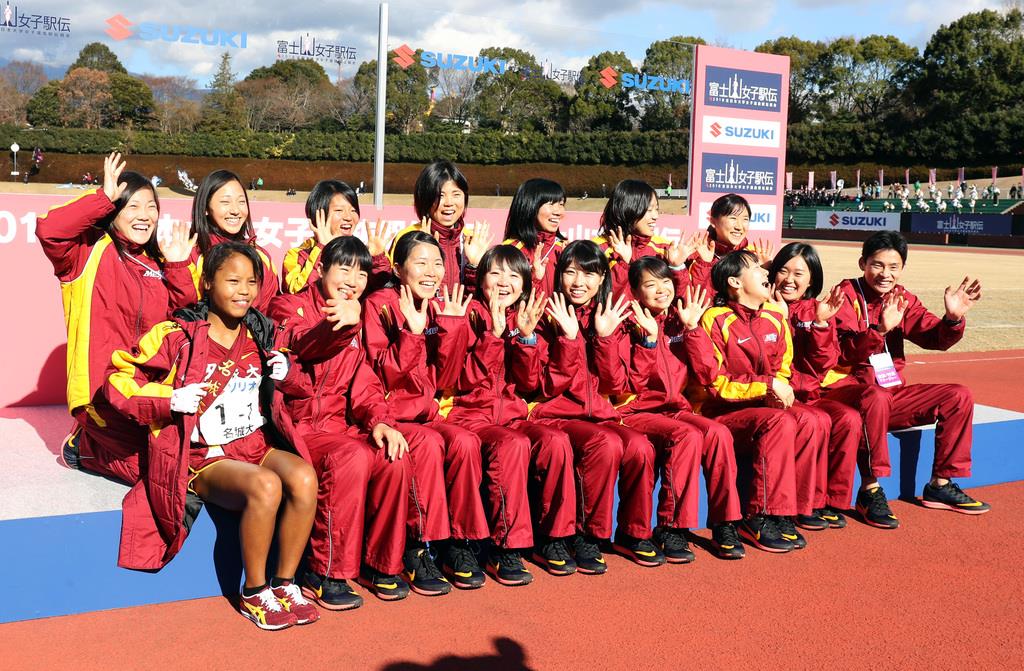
[260,450,318,579]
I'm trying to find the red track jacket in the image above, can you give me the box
[37,190,171,412]
[362,286,470,421]
[786,298,841,399]
[164,232,280,313]
[617,310,709,415]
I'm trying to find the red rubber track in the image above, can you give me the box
[906,349,1024,412]
[4,481,1022,670]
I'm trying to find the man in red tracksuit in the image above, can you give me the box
[270,237,448,608]
[826,231,990,522]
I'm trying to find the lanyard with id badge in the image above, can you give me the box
[856,279,903,388]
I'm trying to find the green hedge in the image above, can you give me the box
[0,126,690,166]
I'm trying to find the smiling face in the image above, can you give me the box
[320,260,368,301]
[774,254,812,303]
[635,269,675,313]
[633,195,659,237]
[710,206,750,247]
[111,188,159,247]
[560,261,604,307]
[327,193,359,236]
[729,259,770,305]
[203,252,259,321]
[536,199,565,235]
[207,180,249,236]
[859,249,904,295]
[431,179,465,229]
[481,259,525,310]
[396,242,445,300]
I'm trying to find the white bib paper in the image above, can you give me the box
[868,352,903,388]
[198,375,265,445]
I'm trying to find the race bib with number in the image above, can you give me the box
[868,352,903,388]
[197,375,265,445]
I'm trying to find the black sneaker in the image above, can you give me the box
[653,526,695,564]
[300,570,364,611]
[403,546,452,597]
[59,426,81,470]
[487,549,533,587]
[922,481,991,515]
[572,535,608,575]
[532,538,577,576]
[612,531,667,567]
[856,486,900,529]
[795,511,829,531]
[775,516,807,550]
[738,515,794,553]
[711,523,745,559]
[817,506,847,529]
[358,566,410,602]
[440,540,486,589]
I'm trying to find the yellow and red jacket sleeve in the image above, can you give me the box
[699,307,774,401]
[36,190,112,281]
[282,238,321,295]
[105,321,180,425]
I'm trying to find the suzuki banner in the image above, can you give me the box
[688,45,789,237]
[815,211,901,231]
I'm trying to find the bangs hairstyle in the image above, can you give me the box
[305,179,360,222]
[504,178,566,248]
[413,160,469,221]
[627,255,674,294]
[861,231,908,264]
[769,242,824,300]
[555,240,612,308]
[321,235,372,274]
[192,170,254,254]
[599,179,657,238]
[202,241,264,287]
[99,170,161,260]
[711,249,759,306]
[709,193,752,219]
[475,244,533,302]
[392,230,442,268]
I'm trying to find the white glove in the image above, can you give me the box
[171,383,209,414]
[268,351,290,381]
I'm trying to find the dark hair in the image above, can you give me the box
[504,178,566,248]
[306,179,359,222]
[554,240,611,308]
[861,231,908,264]
[321,235,372,274]
[709,193,752,219]
[192,170,254,254]
[628,256,674,294]
[413,160,469,222]
[768,242,824,300]
[475,245,533,303]
[99,171,161,260]
[392,230,442,268]
[202,241,264,288]
[599,179,657,237]
[711,249,759,306]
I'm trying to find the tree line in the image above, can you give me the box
[2,9,1021,166]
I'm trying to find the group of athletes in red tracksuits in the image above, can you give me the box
[41,154,990,631]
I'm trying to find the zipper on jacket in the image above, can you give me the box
[132,266,144,341]
[751,311,768,375]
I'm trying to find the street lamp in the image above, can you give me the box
[10,143,19,177]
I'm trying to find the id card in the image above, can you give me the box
[198,375,265,445]
[868,352,903,388]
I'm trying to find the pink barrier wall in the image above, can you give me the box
[0,192,705,408]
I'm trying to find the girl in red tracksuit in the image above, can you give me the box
[387,160,492,293]
[281,179,392,294]
[769,242,877,530]
[688,193,775,292]
[689,250,830,553]
[105,242,319,631]
[525,240,662,574]
[164,170,280,313]
[615,256,745,561]
[501,178,568,299]
[37,152,177,484]
[270,236,447,609]
[446,245,577,585]
[363,230,490,594]
[592,179,692,299]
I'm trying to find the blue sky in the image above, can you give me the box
[2,0,1004,81]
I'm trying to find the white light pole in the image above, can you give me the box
[10,142,19,177]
